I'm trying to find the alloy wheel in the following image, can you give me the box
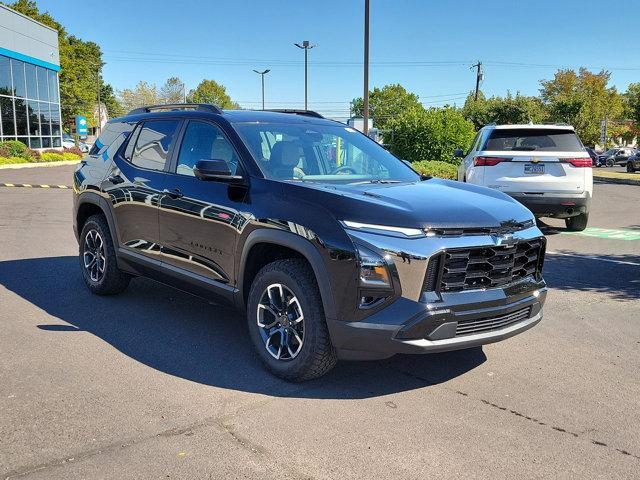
[256,283,305,360]
[83,229,106,282]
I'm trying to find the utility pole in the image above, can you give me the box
[253,69,270,110]
[471,61,483,101]
[363,0,370,135]
[294,40,315,110]
[96,68,102,135]
[182,82,187,103]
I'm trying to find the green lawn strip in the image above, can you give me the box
[562,227,640,241]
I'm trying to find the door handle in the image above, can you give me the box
[162,188,184,199]
[107,174,124,184]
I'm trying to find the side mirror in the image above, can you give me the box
[193,159,243,183]
[453,148,464,158]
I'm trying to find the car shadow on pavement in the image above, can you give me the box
[544,251,640,301]
[0,256,487,399]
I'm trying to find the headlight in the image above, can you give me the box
[341,220,424,238]
[356,244,392,288]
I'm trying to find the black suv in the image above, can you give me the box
[73,104,547,381]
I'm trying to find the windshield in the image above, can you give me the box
[234,122,419,184]
[484,128,584,152]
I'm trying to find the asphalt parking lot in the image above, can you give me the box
[1,165,638,479]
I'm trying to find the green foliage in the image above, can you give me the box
[410,160,458,179]
[0,156,27,165]
[187,80,240,109]
[118,81,160,113]
[351,84,422,129]
[39,152,65,162]
[540,68,625,145]
[462,92,547,129]
[6,1,122,128]
[0,140,38,162]
[625,83,640,125]
[384,107,475,164]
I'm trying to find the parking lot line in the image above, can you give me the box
[0,182,71,189]
[547,251,640,266]
[561,227,640,241]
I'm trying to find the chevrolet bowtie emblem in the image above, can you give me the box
[492,233,518,246]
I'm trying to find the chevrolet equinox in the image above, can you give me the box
[73,104,547,381]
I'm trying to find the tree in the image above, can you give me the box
[462,92,547,130]
[7,0,120,129]
[117,81,160,113]
[384,107,476,164]
[625,83,640,125]
[186,79,239,109]
[540,68,625,145]
[100,83,124,118]
[351,84,422,129]
[159,76,185,104]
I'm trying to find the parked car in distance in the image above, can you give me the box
[62,132,90,153]
[585,147,598,166]
[457,124,592,231]
[596,147,637,167]
[73,104,547,381]
[627,151,640,173]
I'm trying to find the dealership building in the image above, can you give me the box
[0,4,61,149]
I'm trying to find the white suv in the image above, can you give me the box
[457,124,592,231]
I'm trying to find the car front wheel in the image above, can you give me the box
[627,163,636,173]
[247,259,337,382]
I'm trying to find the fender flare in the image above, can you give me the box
[76,191,120,249]
[236,228,337,320]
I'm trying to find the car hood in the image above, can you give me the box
[285,178,534,229]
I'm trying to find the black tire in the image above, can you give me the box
[246,259,337,382]
[565,212,589,232]
[605,158,615,167]
[627,163,635,173]
[79,214,131,295]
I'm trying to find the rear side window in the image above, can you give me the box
[89,121,135,157]
[484,129,584,152]
[130,120,180,171]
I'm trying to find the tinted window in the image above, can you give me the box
[38,102,51,135]
[47,70,58,102]
[50,106,60,136]
[11,60,25,98]
[484,129,584,152]
[14,98,27,135]
[36,67,49,101]
[176,121,239,176]
[27,101,40,135]
[130,120,179,171]
[1,97,14,135]
[25,64,37,99]
[0,56,11,95]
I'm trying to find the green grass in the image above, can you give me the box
[593,170,640,184]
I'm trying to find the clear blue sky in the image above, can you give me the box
[38,0,640,119]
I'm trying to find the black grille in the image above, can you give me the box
[456,307,532,336]
[439,239,544,292]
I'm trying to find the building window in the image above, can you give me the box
[0,54,61,148]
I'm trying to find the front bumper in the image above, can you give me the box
[329,225,547,360]
[507,191,590,218]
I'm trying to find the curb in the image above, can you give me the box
[0,182,71,189]
[0,159,81,170]
[593,174,640,186]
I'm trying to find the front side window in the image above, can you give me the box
[176,121,239,176]
[235,122,418,184]
[130,120,179,171]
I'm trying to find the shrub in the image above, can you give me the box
[0,156,28,165]
[63,152,81,160]
[1,140,28,156]
[63,146,84,157]
[384,107,476,164]
[411,160,458,180]
[39,152,66,162]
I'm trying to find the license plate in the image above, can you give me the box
[524,163,544,174]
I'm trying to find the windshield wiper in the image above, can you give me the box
[351,179,403,185]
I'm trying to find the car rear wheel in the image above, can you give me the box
[79,214,131,295]
[605,158,615,167]
[565,212,589,232]
[627,163,636,173]
[247,259,337,382]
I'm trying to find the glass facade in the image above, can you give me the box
[0,54,62,148]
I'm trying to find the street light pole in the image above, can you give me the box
[294,40,315,110]
[363,0,370,136]
[253,69,271,110]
